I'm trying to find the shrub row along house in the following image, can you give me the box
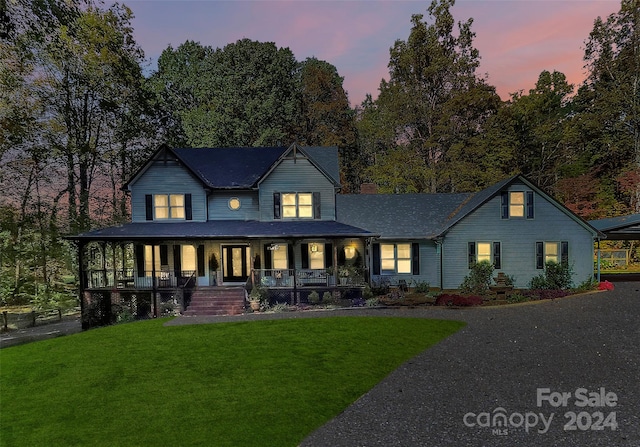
[69,143,603,326]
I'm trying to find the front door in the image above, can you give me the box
[223,245,249,282]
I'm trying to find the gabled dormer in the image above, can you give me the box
[257,143,340,222]
[126,145,208,223]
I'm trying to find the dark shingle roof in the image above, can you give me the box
[589,214,640,240]
[167,145,341,189]
[72,220,374,241]
[173,147,285,189]
[336,193,473,239]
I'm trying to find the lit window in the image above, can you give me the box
[509,192,524,217]
[381,243,412,274]
[477,242,492,263]
[228,198,241,210]
[155,194,185,219]
[282,193,313,219]
[545,242,559,264]
[272,245,288,269]
[309,244,324,269]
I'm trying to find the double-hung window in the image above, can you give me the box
[145,193,192,220]
[468,241,502,269]
[155,194,185,219]
[501,191,534,219]
[274,192,319,219]
[372,243,419,275]
[536,241,568,269]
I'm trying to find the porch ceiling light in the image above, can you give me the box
[344,246,356,259]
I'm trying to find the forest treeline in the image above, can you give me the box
[0,0,638,306]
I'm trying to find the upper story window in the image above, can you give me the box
[155,194,184,219]
[274,192,320,219]
[501,190,534,219]
[145,194,192,221]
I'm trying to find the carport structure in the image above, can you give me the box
[589,213,640,280]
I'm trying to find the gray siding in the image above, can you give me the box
[130,160,206,222]
[259,158,336,221]
[442,182,595,289]
[208,192,259,220]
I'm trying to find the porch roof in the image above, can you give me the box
[68,220,375,241]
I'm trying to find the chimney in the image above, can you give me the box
[360,183,377,194]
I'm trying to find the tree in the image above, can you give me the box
[360,0,500,193]
[576,0,640,213]
[299,57,358,190]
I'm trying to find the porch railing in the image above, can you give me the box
[252,269,365,288]
[86,269,197,290]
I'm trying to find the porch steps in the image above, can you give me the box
[183,286,246,316]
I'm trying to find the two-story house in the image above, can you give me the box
[70,143,603,326]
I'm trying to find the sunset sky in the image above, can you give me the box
[121,0,621,105]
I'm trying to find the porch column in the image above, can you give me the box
[78,241,87,329]
[151,243,158,317]
[111,243,117,289]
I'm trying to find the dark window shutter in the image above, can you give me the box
[135,245,145,277]
[501,192,509,219]
[324,243,333,268]
[160,245,168,266]
[301,243,309,269]
[185,194,192,220]
[263,245,272,270]
[561,241,569,265]
[411,243,420,275]
[173,245,181,277]
[287,244,294,270]
[372,243,381,275]
[536,242,544,269]
[273,193,281,219]
[313,192,321,219]
[493,242,501,270]
[468,242,476,269]
[526,191,534,219]
[197,245,205,277]
[145,195,153,220]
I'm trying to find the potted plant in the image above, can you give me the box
[338,266,350,286]
[209,253,220,286]
[248,285,265,311]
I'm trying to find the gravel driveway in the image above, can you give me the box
[299,283,640,447]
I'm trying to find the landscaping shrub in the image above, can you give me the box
[460,261,494,295]
[507,293,530,304]
[528,261,573,290]
[414,281,431,293]
[308,290,320,304]
[435,293,483,307]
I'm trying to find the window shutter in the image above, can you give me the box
[135,245,145,277]
[173,245,181,277]
[197,245,205,277]
[324,243,333,268]
[536,242,544,269]
[301,243,309,269]
[287,244,294,270]
[273,193,281,219]
[160,245,169,266]
[145,195,153,220]
[263,245,272,270]
[526,191,534,219]
[185,194,192,220]
[493,242,501,270]
[411,243,420,275]
[500,192,509,219]
[468,242,476,269]
[372,243,381,275]
[313,192,321,219]
[561,241,569,265]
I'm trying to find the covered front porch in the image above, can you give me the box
[70,220,375,324]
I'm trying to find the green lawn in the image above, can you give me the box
[0,316,464,447]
